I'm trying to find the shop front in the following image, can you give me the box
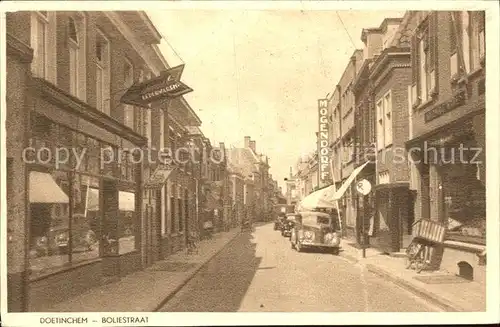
[370,182,414,253]
[407,110,486,282]
[25,79,145,311]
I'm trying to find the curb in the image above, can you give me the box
[365,264,464,312]
[152,230,241,311]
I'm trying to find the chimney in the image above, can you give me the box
[361,27,384,61]
[289,166,292,178]
[244,136,251,148]
[249,140,256,153]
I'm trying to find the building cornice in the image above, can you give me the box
[369,49,410,83]
[6,33,33,63]
[31,78,147,146]
[104,12,165,75]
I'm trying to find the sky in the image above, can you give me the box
[148,10,404,192]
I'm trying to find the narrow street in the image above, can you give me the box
[159,223,441,312]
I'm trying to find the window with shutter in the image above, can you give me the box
[411,34,420,108]
[449,12,460,79]
[478,11,485,62]
[429,12,438,95]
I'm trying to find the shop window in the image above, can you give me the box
[68,14,86,100]
[72,174,100,263]
[118,191,136,254]
[28,171,70,278]
[95,29,110,114]
[444,161,485,245]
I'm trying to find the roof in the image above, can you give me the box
[228,148,260,179]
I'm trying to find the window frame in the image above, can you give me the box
[95,29,110,115]
[68,13,87,101]
[30,11,52,81]
[123,59,134,129]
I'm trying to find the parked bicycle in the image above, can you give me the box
[186,231,199,255]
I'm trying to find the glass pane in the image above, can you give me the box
[96,67,103,111]
[118,191,136,254]
[36,18,46,77]
[71,174,100,263]
[29,171,70,279]
[450,53,458,77]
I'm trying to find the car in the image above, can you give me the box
[274,214,286,231]
[290,211,341,255]
[281,214,299,238]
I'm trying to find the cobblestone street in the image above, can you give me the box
[159,224,441,312]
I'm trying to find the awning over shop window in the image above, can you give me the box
[144,166,175,189]
[299,161,370,210]
[119,191,136,211]
[329,161,370,200]
[29,171,69,204]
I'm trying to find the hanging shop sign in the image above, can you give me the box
[121,64,193,107]
[317,99,330,183]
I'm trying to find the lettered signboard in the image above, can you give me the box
[121,64,193,107]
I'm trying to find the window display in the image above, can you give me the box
[118,191,136,254]
[72,174,100,263]
[29,171,70,278]
[444,162,486,244]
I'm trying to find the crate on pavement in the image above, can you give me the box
[411,218,446,244]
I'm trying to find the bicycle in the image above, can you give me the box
[186,232,199,255]
[405,238,431,273]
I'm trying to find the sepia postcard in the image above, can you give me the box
[1,1,499,326]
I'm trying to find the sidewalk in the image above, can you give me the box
[339,238,486,312]
[45,228,241,312]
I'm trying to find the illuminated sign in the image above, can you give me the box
[317,99,330,182]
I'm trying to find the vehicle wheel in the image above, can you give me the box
[331,247,340,255]
[296,242,302,252]
[405,256,413,269]
[415,249,426,273]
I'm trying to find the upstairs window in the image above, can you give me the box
[134,70,145,134]
[411,13,438,108]
[449,11,485,79]
[30,11,56,82]
[145,72,152,147]
[123,60,134,129]
[95,30,110,114]
[68,14,87,101]
[376,90,393,150]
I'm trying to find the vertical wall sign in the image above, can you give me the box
[317,99,330,184]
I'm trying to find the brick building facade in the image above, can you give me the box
[404,11,486,282]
